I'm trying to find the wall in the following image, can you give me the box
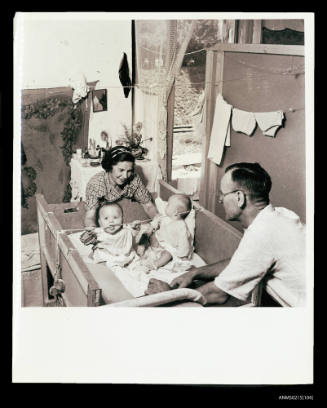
[16,14,133,233]
[18,14,132,146]
[21,88,80,234]
[214,51,306,230]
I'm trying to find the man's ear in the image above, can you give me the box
[236,190,246,208]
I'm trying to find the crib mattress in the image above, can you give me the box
[68,231,206,305]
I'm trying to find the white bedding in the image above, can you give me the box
[68,231,206,297]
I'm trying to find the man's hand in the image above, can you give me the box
[145,278,171,295]
[169,268,198,289]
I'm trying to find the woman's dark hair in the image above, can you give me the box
[95,196,123,227]
[225,162,272,204]
[101,145,135,172]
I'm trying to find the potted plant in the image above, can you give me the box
[116,122,152,160]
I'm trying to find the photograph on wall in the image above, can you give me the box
[92,89,107,112]
[13,12,314,391]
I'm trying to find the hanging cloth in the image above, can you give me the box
[69,72,89,104]
[119,52,132,98]
[232,108,257,136]
[208,93,232,165]
[254,111,285,137]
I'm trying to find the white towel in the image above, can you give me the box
[232,108,257,136]
[254,111,285,137]
[208,93,232,165]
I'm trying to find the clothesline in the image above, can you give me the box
[139,45,207,56]
[138,47,304,76]
[87,84,305,112]
[224,54,305,77]
[91,71,304,90]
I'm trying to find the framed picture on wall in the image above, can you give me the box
[92,89,107,112]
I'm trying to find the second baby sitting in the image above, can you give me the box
[135,194,194,272]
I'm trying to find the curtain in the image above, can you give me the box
[134,20,196,180]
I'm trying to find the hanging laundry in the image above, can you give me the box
[232,108,257,136]
[254,111,285,137]
[69,72,89,104]
[119,52,132,98]
[208,93,232,165]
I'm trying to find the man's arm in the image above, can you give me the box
[195,281,229,304]
[169,258,231,289]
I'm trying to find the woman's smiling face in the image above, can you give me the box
[110,161,134,186]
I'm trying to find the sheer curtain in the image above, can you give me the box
[134,20,196,181]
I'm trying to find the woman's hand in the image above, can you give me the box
[169,267,198,289]
[150,214,161,231]
[135,223,154,244]
[80,230,98,246]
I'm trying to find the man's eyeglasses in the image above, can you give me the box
[218,189,244,204]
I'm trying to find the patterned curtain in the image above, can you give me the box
[134,20,196,180]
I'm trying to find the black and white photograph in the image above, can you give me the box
[13,12,314,388]
[92,89,107,112]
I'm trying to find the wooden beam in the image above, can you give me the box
[166,80,175,183]
[237,20,254,44]
[131,20,136,129]
[252,20,262,44]
[206,50,225,214]
[199,50,217,208]
[208,43,304,56]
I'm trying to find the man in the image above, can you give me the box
[170,162,306,307]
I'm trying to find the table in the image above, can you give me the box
[69,158,161,202]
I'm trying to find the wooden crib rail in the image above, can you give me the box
[36,193,102,306]
[105,288,206,307]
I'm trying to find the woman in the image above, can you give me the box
[84,146,158,227]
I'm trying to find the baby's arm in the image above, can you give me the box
[152,250,173,268]
[175,225,193,259]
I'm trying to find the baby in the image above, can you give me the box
[89,201,136,267]
[135,194,193,272]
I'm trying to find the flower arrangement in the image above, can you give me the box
[116,122,152,160]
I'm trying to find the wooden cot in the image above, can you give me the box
[35,180,261,307]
